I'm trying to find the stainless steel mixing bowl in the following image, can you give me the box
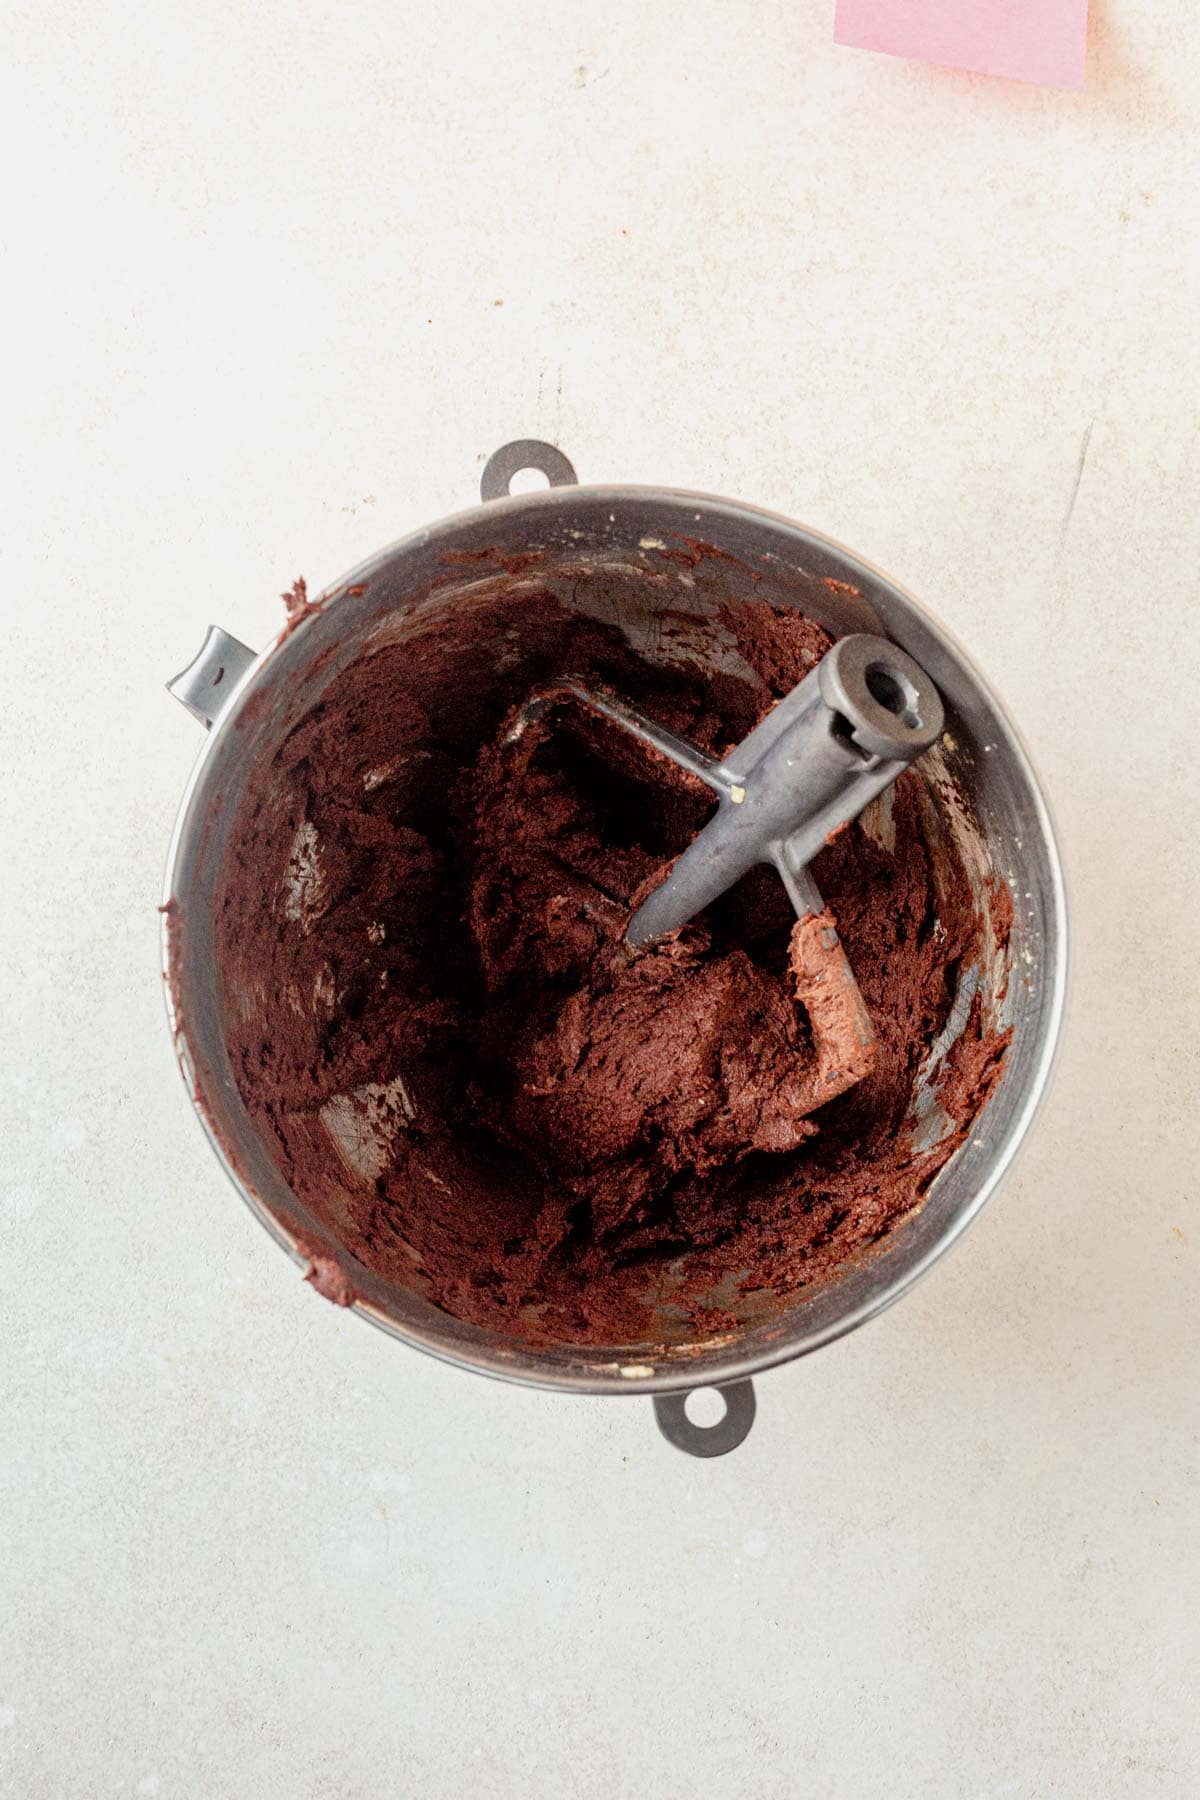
[163,440,1066,1456]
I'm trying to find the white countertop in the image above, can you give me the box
[4,2,1198,1794]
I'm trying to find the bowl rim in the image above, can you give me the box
[163,481,1069,1395]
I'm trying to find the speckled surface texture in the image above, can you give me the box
[3,1,1199,1794]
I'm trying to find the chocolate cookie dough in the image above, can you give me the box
[215,586,1007,1345]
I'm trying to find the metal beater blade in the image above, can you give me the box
[508,634,943,1088]
[519,634,942,938]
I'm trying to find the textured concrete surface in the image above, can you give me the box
[3,1,1198,1794]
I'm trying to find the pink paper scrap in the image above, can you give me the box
[834,0,1089,90]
